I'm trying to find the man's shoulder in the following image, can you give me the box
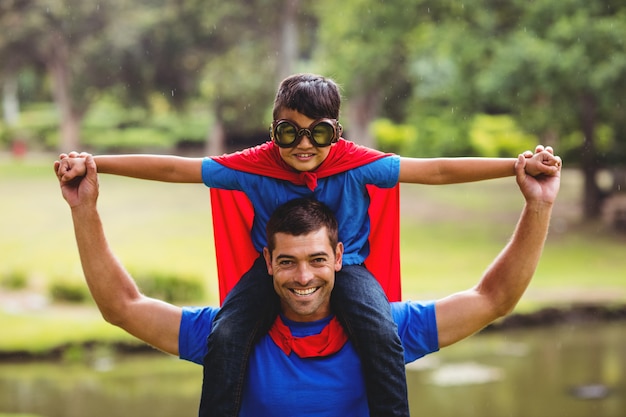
[179,306,220,364]
[390,300,435,321]
[390,300,439,362]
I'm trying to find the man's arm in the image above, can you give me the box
[57,152,204,183]
[434,153,561,348]
[55,154,183,355]
[398,145,561,184]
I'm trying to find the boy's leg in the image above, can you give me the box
[331,265,409,417]
[198,256,279,417]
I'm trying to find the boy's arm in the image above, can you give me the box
[58,152,204,183]
[398,145,560,184]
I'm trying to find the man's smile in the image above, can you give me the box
[291,287,320,296]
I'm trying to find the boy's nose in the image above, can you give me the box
[296,133,314,148]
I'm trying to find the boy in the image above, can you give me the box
[57,73,560,417]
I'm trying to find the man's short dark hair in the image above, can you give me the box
[266,198,339,254]
[272,73,342,120]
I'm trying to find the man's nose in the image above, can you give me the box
[294,262,314,285]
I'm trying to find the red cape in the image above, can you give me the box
[210,140,401,304]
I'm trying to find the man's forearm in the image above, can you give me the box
[72,205,141,324]
[477,199,553,316]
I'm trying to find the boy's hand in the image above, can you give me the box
[522,145,562,177]
[56,151,89,182]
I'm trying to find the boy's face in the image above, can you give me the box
[275,109,334,172]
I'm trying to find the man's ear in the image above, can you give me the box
[334,242,344,272]
[263,247,273,275]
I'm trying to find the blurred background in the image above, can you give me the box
[1,0,625,416]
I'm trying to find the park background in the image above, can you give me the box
[1,1,625,416]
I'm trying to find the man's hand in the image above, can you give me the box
[522,145,562,178]
[54,152,99,209]
[515,151,562,205]
[56,151,88,183]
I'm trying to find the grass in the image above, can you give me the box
[1,152,626,353]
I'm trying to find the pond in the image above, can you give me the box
[1,321,624,417]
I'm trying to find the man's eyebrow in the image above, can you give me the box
[309,251,330,258]
[275,254,296,261]
[274,251,329,260]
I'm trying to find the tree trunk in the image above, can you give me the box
[345,88,382,148]
[276,0,299,82]
[45,33,83,151]
[2,76,19,126]
[580,93,603,220]
[205,106,226,156]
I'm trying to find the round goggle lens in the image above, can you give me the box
[275,122,298,145]
[272,119,337,147]
[311,123,334,145]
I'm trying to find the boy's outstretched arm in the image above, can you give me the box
[398,145,561,184]
[57,152,204,183]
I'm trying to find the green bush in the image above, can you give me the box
[372,118,418,154]
[469,114,538,157]
[134,272,205,303]
[1,270,28,290]
[10,103,60,150]
[49,280,90,303]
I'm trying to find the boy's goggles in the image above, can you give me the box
[270,118,342,148]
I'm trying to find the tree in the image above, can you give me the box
[0,0,141,150]
[470,0,626,219]
[314,0,423,147]
[402,0,626,220]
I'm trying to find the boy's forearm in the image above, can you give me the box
[399,157,516,184]
[439,157,516,183]
[93,155,203,183]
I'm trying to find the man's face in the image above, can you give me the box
[263,227,343,322]
[275,109,334,172]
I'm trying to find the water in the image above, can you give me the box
[407,322,626,416]
[1,322,624,417]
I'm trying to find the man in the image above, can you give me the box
[54,151,561,416]
[57,73,560,417]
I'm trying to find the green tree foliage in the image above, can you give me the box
[400,0,626,218]
[0,0,133,149]
[3,0,625,220]
[314,0,423,145]
[476,0,626,218]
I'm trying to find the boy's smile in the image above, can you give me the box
[276,109,334,172]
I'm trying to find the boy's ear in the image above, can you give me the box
[263,247,273,275]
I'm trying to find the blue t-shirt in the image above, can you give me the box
[179,301,439,417]
[202,155,400,266]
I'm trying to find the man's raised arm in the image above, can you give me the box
[54,154,183,355]
[435,153,562,348]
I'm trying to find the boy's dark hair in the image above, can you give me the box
[265,198,339,254]
[272,73,341,120]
